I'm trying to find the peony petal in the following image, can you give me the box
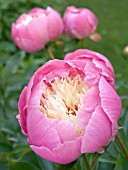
[82,86,100,111]
[92,59,114,80]
[33,60,70,84]
[84,62,100,87]
[27,107,61,149]
[27,80,43,107]
[64,49,114,79]
[30,136,82,164]
[18,87,28,135]
[46,7,64,40]
[99,77,122,137]
[77,109,92,130]
[27,17,49,44]
[66,60,87,72]
[81,106,112,153]
[20,38,44,53]
[52,120,79,143]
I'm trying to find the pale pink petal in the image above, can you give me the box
[46,7,63,40]
[27,107,61,149]
[11,23,19,41]
[64,49,114,77]
[30,136,82,164]
[52,120,79,143]
[20,38,44,53]
[66,60,87,72]
[18,87,28,135]
[29,8,45,14]
[81,106,112,153]
[99,77,122,137]
[84,62,100,87]
[92,59,114,79]
[82,86,100,111]
[27,80,43,107]
[27,17,49,44]
[77,109,92,130]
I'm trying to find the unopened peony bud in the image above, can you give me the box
[11,7,64,53]
[63,6,98,39]
[123,45,128,58]
[89,33,102,42]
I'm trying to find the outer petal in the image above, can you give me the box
[30,136,82,164]
[20,38,44,53]
[46,7,63,40]
[71,9,98,39]
[27,107,61,149]
[99,77,122,137]
[27,17,49,44]
[18,86,28,135]
[81,106,112,153]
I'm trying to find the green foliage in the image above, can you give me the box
[0,0,128,169]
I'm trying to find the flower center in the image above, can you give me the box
[39,75,88,128]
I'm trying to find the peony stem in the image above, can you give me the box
[116,134,128,159]
[82,154,92,170]
[46,46,55,60]
[81,39,86,49]
[91,153,100,168]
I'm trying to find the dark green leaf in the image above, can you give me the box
[8,161,40,170]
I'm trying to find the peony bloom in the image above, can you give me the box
[63,6,98,39]
[11,7,63,53]
[17,49,122,164]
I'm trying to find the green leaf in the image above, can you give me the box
[114,155,128,170]
[0,161,8,170]
[8,161,40,170]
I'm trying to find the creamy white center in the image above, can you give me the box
[39,75,88,129]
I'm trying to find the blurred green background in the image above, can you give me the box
[0,0,128,169]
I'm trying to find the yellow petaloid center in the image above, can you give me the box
[39,75,88,127]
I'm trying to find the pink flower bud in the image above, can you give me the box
[63,6,98,39]
[11,7,64,53]
[17,49,121,164]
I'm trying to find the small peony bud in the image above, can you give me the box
[63,6,98,39]
[11,7,64,53]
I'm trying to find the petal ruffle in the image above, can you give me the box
[27,107,61,149]
[99,77,122,137]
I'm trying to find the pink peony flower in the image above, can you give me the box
[63,6,98,39]
[17,49,122,164]
[11,7,63,53]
